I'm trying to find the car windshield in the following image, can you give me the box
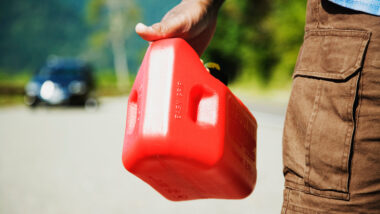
[38,67,83,77]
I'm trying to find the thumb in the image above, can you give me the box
[135,22,172,41]
[135,16,187,42]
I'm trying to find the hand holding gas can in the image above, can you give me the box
[135,0,224,56]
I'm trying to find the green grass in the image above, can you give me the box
[0,71,31,106]
[0,70,136,106]
[0,95,24,106]
[0,71,31,87]
[0,69,292,107]
[95,70,136,96]
[229,75,292,104]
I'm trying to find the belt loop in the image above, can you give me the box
[305,0,321,30]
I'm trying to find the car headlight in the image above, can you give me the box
[68,80,87,95]
[40,80,64,104]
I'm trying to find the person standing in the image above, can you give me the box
[135,0,380,212]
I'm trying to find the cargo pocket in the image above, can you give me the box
[284,29,370,200]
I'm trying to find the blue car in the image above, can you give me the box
[25,58,96,107]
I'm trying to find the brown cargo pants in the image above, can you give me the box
[282,0,380,213]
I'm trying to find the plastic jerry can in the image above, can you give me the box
[122,38,257,201]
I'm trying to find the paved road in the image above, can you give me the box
[0,95,286,214]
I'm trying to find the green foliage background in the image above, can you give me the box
[0,0,307,97]
[204,0,307,89]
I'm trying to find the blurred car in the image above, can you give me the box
[25,58,96,107]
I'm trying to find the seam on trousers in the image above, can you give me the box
[347,68,364,192]
[304,79,322,187]
[341,71,359,192]
[285,180,350,200]
[340,74,355,191]
[282,188,290,214]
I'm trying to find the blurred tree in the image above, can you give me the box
[204,0,307,88]
[0,0,307,92]
[86,0,140,91]
[0,0,89,72]
[264,0,307,88]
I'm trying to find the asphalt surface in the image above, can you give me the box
[0,95,287,214]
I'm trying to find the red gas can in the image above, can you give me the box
[122,38,257,201]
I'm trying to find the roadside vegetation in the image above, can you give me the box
[0,71,136,106]
[0,0,306,106]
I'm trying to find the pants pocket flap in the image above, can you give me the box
[293,29,370,80]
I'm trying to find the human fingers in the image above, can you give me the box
[135,9,189,41]
[135,0,207,41]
